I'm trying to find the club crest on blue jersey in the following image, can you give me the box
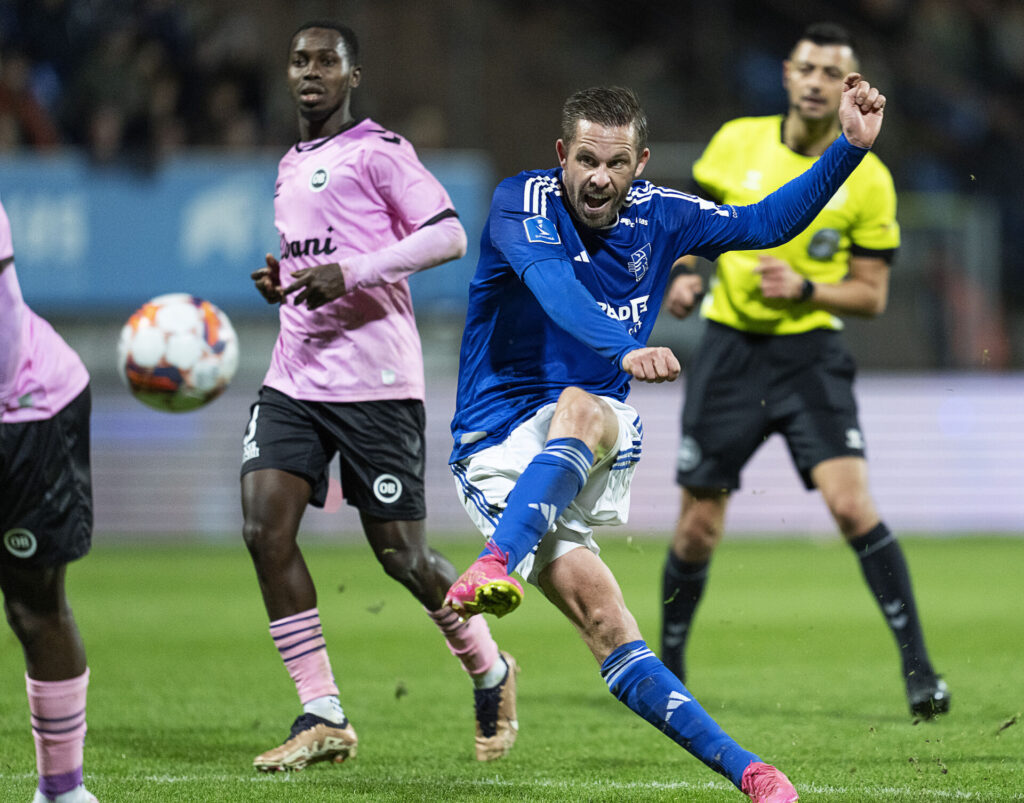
[628,243,651,282]
[523,215,561,245]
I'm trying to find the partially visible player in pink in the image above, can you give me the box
[241,21,518,772]
[0,196,97,803]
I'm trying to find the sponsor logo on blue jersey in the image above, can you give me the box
[628,244,651,282]
[523,215,561,245]
[597,294,650,336]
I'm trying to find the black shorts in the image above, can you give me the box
[0,386,93,569]
[240,386,426,520]
[676,322,865,491]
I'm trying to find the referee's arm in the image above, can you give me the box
[805,252,891,317]
[665,255,704,319]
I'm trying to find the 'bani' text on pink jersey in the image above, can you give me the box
[263,118,457,403]
[0,198,89,423]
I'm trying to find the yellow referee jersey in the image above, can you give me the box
[693,115,900,334]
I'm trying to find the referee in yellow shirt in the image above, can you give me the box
[660,22,950,719]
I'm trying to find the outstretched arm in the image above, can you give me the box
[685,74,887,261]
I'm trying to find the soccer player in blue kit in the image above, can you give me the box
[443,77,887,803]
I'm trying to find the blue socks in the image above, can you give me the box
[482,437,593,570]
[601,640,759,788]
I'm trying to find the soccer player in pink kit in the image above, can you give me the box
[0,197,97,803]
[241,21,518,771]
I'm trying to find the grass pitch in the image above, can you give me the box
[0,535,1020,802]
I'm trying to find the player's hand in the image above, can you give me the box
[754,255,805,300]
[665,273,704,319]
[281,263,347,310]
[251,253,283,304]
[621,346,680,383]
[839,72,885,149]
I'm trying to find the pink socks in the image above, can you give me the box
[427,606,499,677]
[269,608,339,704]
[26,669,89,799]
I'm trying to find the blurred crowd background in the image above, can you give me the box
[3,0,1022,371]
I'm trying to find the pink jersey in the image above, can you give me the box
[263,118,457,403]
[0,199,89,424]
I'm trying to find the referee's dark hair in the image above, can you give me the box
[798,22,857,57]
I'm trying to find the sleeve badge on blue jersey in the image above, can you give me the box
[523,215,561,245]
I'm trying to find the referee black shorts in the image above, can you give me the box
[1,385,93,569]
[676,321,865,491]
[240,386,426,520]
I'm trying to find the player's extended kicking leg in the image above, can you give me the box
[1,564,96,803]
[445,387,612,618]
[361,513,519,760]
[242,468,358,771]
[540,547,798,803]
[813,457,950,719]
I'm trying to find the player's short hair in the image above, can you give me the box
[291,20,360,65]
[796,22,859,61]
[561,86,648,154]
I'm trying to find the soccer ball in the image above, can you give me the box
[117,293,239,412]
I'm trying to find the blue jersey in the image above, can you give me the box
[450,135,867,462]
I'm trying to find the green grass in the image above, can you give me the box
[1,535,1021,801]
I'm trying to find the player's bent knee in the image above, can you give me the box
[827,495,874,536]
[376,545,428,588]
[555,387,606,430]
[241,520,298,566]
[676,513,721,557]
[241,520,267,552]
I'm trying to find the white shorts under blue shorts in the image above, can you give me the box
[450,397,643,586]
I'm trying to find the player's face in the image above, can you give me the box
[783,40,857,121]
[556,120,650,229]
[288,28,361,121]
